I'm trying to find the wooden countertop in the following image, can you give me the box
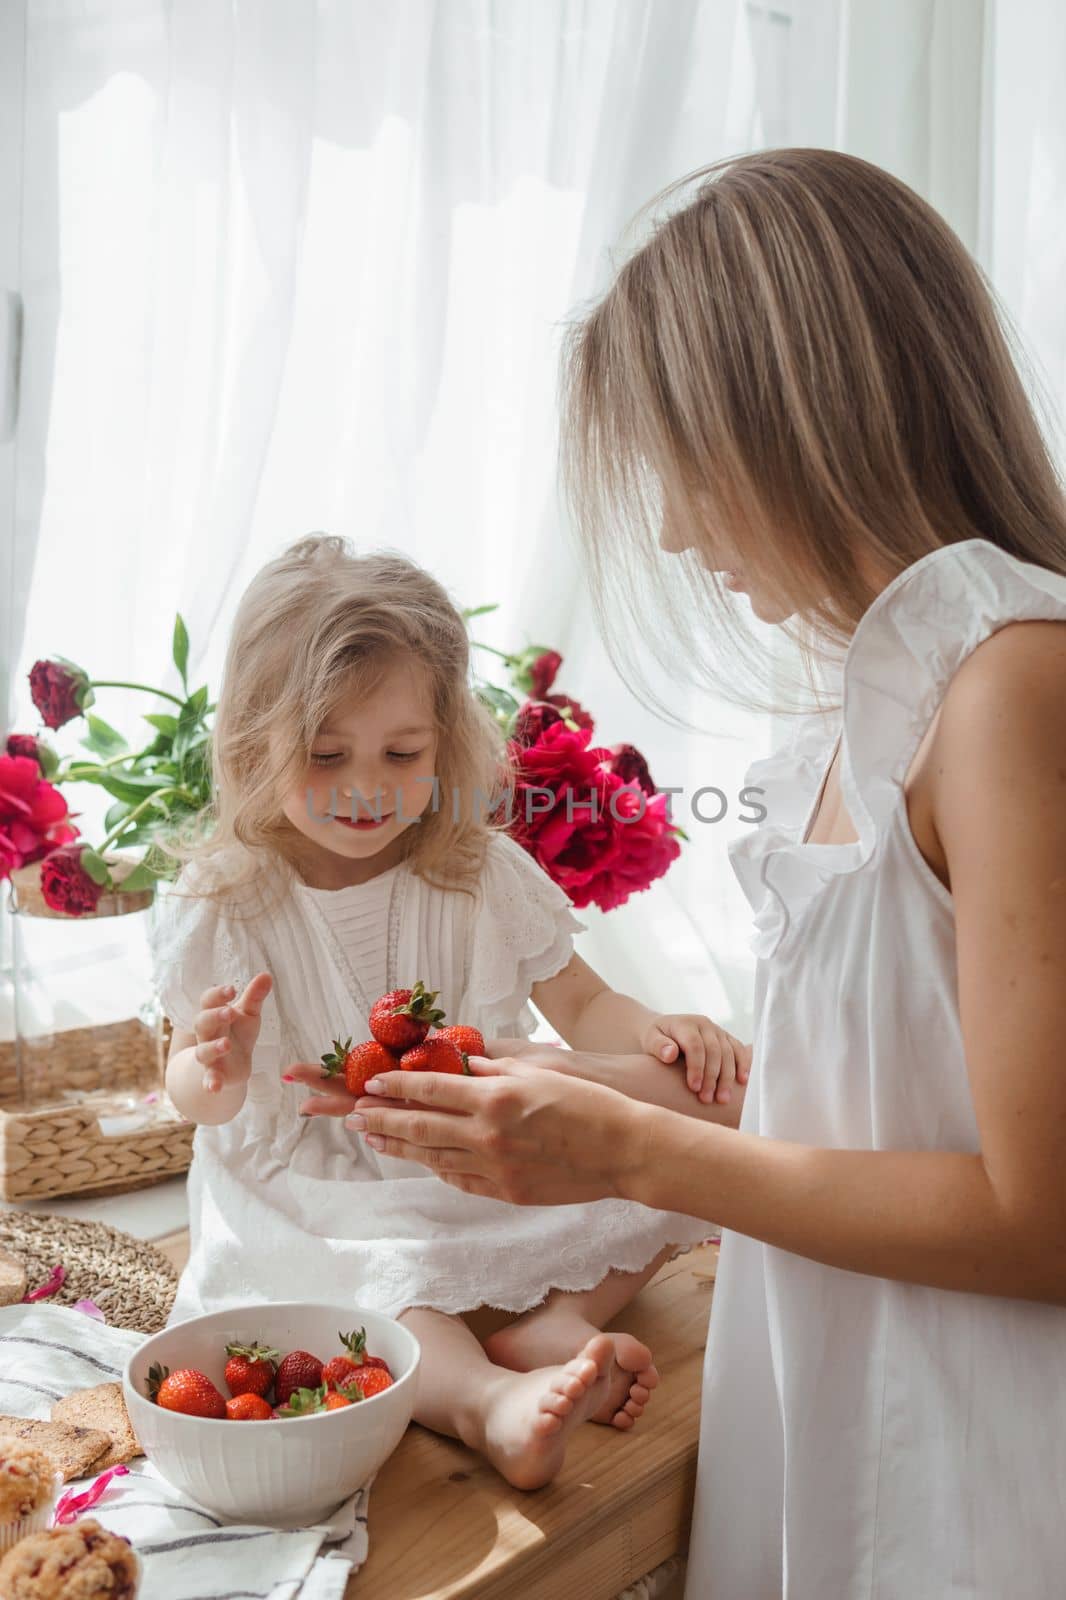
[154,1234,716,1599]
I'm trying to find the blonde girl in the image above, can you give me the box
[152,536,738,1491]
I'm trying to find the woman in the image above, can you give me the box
[341,150,1066,1597]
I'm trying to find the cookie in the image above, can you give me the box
[0,1517,141,1597]
[0,1418,110,1483]
[0,1248,27,1307]
[50,1385,141,1470]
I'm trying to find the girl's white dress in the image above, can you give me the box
[150,831,707,1324]
[685,541,1066,1600]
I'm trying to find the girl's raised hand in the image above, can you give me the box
[194,972,273,1094]
[641,1014,752,1105]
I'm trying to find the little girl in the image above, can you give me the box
[151,535,743,1490]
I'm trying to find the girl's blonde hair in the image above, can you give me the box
[560,147,1066,713]
[171,537,509,907]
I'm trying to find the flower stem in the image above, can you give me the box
[469,641,514,665]
[89,680,186,709]
[97,790,177,854]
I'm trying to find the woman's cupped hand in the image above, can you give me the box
[283,1041,648,1206]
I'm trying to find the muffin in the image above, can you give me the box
[0,1436,60,1552]
[0,1518,140,1598]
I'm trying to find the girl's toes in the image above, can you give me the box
[542,1390,574,1417]
[635,1364,659,1391]
[612,1410,636,1431]
[556,1372,586,1402]
[624,1397,644,1417]
[628,1384,650,1406]
[533,1410,562,1438]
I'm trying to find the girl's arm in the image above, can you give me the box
[532,954,750,1104]
[351,623,1066,1304]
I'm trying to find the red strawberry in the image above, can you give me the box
[321,1328,369,1391]
[226,1393,274,1421]
[223,1341,279,1399]
[352,1366,394,1399]
[274,1350,324,1406]
[369,982,446,1052]
[324,1384,363,1410]
[321,1327,391,1388]
[277,1383,328,1416]
[148,1363,226,1419]
[435,1024,485,1058]
[321,1038,399,1097]
[400,1036,467,1075]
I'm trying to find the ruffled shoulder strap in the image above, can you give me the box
[841,539,1066,843]
[148,861,278,1048]
[459,832,585,1038]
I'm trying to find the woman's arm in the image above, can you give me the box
[352,624,1066,1304]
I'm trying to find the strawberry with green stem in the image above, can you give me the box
[224,1341,279,1399]
[321,1038,399,1098]
[368,982,446,1053]
[147,1363,226,1419]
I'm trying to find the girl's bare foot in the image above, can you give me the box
[475,1333,614,1490]
[485,1319,658,1432]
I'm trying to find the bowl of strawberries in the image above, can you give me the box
[123,1304,419,1526]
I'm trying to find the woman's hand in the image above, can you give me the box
[345,1056,647,1205]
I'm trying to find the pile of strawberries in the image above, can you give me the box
[146,1328,394,1421]
[322,981,486,1099]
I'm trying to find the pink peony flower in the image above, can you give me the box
[39,844,103,916]
[0,754,79,881]
[507,722,679,911]
[28,657,92,730]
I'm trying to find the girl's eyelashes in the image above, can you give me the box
[309,749,426,768]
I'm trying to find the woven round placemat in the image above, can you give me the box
[0,1211,178,1333]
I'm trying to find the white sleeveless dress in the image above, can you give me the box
[149,831,707,1324]
[685,541,1066,1600]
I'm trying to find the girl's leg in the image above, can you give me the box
[483,1248,673,1431]
[398,1307,616,1491]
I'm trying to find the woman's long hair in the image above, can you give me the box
[560,147,1066,714]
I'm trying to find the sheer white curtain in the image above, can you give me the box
[4,0,1058,1039]
[3,0,791,1029]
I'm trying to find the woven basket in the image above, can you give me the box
[1,862,194,1203]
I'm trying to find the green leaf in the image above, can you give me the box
[79,847,113,887]
[104,800,133,832]
[475,684,520,717]
[144,713,179,737]
[115,859,160,894]
[461,603,499,622]
[81,714,129,759]
[97,772,173,807]
[172,615,190,686]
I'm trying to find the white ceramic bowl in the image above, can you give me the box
[124,1302,420,1526]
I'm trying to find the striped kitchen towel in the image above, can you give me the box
[0,1303,369,1599]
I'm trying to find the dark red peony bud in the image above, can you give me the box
[608,742,656,795]
[28,658,93,730]
[39,844,104,916]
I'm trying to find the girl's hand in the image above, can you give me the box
[282,1060,359,1118]
[346,1056,646,1205]
[194,973,273,1094]
[641,1014,752,1105]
